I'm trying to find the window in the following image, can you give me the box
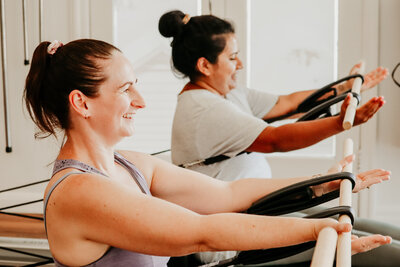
[249,0,338,158]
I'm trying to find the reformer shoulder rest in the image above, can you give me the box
[200,172,356,267]
[207,206,355,267]
[245,172,356,216]
[265,74,364,123]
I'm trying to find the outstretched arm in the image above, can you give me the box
[263,63,388,121]
[248,94,384,153]
[123,151,389,216]
[47,169,350,263]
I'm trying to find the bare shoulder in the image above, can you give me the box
[116,149,151,162]
[45,169,114,209]
[116,150,160,184]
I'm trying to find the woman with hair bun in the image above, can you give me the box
[24,38,391,267]
[159,10,398,265]
[159,9,387,182]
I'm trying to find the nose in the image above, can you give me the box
[236,57,243,70]
[131,91,146,109]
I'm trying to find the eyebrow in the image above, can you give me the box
[117,81,133,89]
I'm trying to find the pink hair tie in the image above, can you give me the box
[182,14,191,25]
[47,40,63,55]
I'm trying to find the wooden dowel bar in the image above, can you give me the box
[336,138,354,267]
[343,62,365,130]
[310,227,338,267]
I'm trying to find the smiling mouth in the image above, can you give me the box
[122,113,135,119]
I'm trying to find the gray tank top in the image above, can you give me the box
[44,152,170,267]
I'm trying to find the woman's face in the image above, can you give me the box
[88,51,145,142]
[207,33,243,95]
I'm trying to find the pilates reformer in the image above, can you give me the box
[170,64,367,267]
[310,62,366,267]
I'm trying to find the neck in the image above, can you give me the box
[58,128,118,176]
[180,80,224,96]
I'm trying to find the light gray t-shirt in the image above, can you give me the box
[171,87,278,181]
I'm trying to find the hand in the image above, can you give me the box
[353,168,391,193]
[324,155,390,193]
[327,154,354,174]
[312,218,352,240]
[339,93,385,126]
[351,234,392,255]
[341,63,389,93]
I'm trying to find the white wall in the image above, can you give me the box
[374,0,400,225]
[0,0,96,212]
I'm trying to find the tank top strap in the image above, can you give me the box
[114,152,151,195]
[52,159,106,177]
[43,171,82,236]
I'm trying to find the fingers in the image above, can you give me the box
[336,222,352,234]
[349,62,362,75]
[328,155,355,174]
[354,169,391,192]
[361,67,389,92]
[314,219,352,240]
[340,93,352,116]
[341,155,355,167]
[351,235,392,255]
[353,96,385,125]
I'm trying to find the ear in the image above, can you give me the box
[196,57,212,76]
[69,90,89,118]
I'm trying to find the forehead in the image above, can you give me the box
[221,33,238,53]
[101,51,135,83]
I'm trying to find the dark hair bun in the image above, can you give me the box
[158,10,186,38]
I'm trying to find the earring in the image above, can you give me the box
[84,114,89,119]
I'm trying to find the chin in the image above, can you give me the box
[121,128,135,137]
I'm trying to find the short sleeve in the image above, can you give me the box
[245,88,279,118]
[196,100,267,158]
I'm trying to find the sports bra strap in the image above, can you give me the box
[43,171,82,235]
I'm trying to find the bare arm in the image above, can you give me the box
[248,94,384,153]
[47,172,348,260]
[263,64,388,121]
[129,151,315,214]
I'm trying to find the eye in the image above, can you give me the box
[122,84,131,93]
[230,52,240,61]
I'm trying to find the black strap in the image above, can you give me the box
[304,205,355,225]
[392,62,400,87]
[297,91,361,122]
[265,74,364,123]
[179,151,249,168]
[207,173,356,266]
[245,172,356,216]
[210,205,356,267]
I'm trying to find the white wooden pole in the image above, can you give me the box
[336,138,354,266]
[310,138,354,267]
[343,62,365,130]
[310,227,338,267]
